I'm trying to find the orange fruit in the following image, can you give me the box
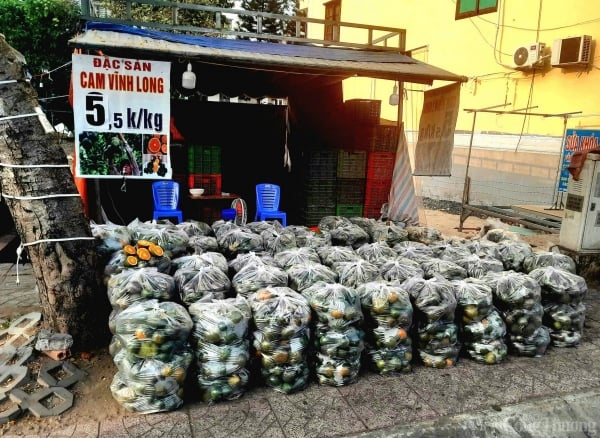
[338,366,351,377]
[147,137,161,153]
[256,289,272,301]
[397,328,408,340]
[134,328,147,340]
[136,247,151,261]
[123,244,136,255]
[273,350,289,364]
[330,309,344,319]
[148,244,164,257]
[161,143,167,154]
[388,292,398,303]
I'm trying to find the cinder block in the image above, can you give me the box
[9,387,74,417]
[0,391,22,425]
[0,346,33,367]
[8,312,41,336]
[0,365,30,394]
[38,361,86,388]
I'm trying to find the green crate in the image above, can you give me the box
[336,204,363,218]
[188,145,221,174]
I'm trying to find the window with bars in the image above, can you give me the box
[324,0,341,42]
[455,0,498,20]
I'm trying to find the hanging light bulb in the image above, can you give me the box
[181,62,196,90]
[389,82,399,106]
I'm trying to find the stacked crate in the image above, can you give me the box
[300,150,338,226]
[187,145,222,195]
[336,150,366,218]
[188,144,222,223]
[364,151,396,219]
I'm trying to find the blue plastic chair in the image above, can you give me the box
[152,180,183,223]
[255,183,286,226]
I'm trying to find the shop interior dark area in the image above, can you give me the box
[90,71,346,227]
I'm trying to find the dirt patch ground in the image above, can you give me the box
[0,208,562,435]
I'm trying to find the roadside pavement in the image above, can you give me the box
[1,261,599,437]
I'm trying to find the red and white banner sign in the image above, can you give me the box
[72,54,171,179]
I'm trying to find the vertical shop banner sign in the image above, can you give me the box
[72,54,171,179]
[558,129,600,192]
[413,82,460,176]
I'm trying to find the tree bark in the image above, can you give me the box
[0,35,111,349]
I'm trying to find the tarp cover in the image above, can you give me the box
[69,22,467,86]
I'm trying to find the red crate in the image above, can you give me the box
[188,173,222,195]
[364,177,392,207]
[363,204,384,219]
[366,152,396,180]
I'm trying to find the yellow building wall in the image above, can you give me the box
[300,0,600,137]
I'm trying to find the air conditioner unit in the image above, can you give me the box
[513,42,545,69]
[551,35,592,67]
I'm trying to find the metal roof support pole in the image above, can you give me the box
[551,115,569,210]
[458,110,477,232]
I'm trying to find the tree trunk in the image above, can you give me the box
[0,35,111,349]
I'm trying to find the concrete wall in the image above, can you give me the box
[301,0,600,137]
[407,132,563,206]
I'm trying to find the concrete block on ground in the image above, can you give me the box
[0,391,22,425]
[0,365,29,395]
[0,346,33,367]
[7,312,41,336]
[9,386,74,417]
[37,360,86,388]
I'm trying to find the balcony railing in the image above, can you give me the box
[80,0,406,52]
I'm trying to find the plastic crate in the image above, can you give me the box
[303,178,336,204]
[304,150,338,178]
[188,173,222,195]
[336,204,363,218]
[301,206,336,227]
[336,178,365,204]
[364,177,392,207]
[366,152,396,180]
[375,125,399,152]
[350,125,377,151]
[337,150,366,178]
[188,145,221,174]
[363,204,384,219]
[345,99,381,125]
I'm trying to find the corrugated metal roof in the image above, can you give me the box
[69,22,467,85]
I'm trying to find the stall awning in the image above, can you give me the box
[69,22,467,86]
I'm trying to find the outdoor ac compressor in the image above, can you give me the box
[559,152,600,252]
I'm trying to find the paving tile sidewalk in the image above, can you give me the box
[1,263,600,437]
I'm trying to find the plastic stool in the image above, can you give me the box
[222,208,236,221]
